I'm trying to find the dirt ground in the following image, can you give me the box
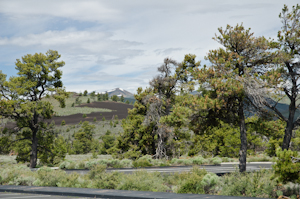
[4,101,133,128]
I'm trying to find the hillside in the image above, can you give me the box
[98,88,134,99]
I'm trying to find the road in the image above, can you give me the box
[0,192,108,199]
[64,162,274,175]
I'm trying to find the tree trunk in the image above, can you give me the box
[282,93,296,150]
[238,102,247,173]
[30,130,38,168]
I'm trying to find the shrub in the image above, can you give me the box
[209,157,222,165]
[102,116,106,121]
[71,103,75,107]
[82,114,87,118]
[33,167,66,187]
[272,148,300,184]
[87,98,90,103]
[59,160,72,169]
[176,167,208,194]
[219,169,276,198]
[133,158,152,168]
[201,173,219,194]
[191,156,206,165]
[0,165,33,185]
[56,173,83,188]
[72,121,96,154]
[117,170,168,192]
[120,159,133,168]
[99,130,116,155]
[61,120,66,126]
[93,117,97,122]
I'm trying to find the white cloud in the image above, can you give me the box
[0,0,299,93]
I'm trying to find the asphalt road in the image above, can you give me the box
[0,192,109,199]
[64,162,274,175]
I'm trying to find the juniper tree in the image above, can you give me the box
[0,50,68,168]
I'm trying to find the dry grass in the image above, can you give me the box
[43,95,112,116]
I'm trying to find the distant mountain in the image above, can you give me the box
[97,88,135,99]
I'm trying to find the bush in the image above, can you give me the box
[82,114,87,118]
[219,169,276,198]
[0,165,34,185]
[117,170,168,192]
[56,173,83,188]
[209,157,222,165]
[61,120,66,126]
[191,156,207,165]
[133,159,152,168]
[120,159,133,168]
[33,167,66,187]
[176,167,209,194]
[272,148,300,184]
[93,117,97,122]
[87,98,90,103]
[102,116,106,121]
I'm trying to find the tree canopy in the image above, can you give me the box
[0,50,68,168]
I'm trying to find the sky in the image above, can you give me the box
[0,0,298,94]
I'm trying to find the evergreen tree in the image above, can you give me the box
[120,95,125,102]
[83,90,88,96]
[0,50,68,167]
[190,24,272,172]
[72,121,95,154]
[256,4,300,150]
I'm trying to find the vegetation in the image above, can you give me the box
[0,50,68,168]
[0,164,299,198]
[1,4,300,199]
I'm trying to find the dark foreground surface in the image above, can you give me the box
[0,185,270,199]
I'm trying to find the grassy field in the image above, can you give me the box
[55,119,123,139]
[43,94,112,116]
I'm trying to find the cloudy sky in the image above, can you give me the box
[0,1,298,94]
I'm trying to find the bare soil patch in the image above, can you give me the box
[46,101,133,125]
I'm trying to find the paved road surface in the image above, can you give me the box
[65,162,274,175]
[0,192,109,199]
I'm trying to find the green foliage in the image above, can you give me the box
[125,100,130,104]
[188,117,266,158]
[272,148,300,184]
[117,170,168,192]
[219,169,276,198]
[93,117,97,122]
[72,121,96,154]
[61,120,66,126]
[82,114,87,118]
[0,130,12,154]
[111,95,119,102]
[120,95,125,102]
[87,98,90,103]
[90,91,96,101]
[133,155,153,167]
[102,116,106,121]
[71,103,74,107]
[99,130,116,155]
[33,167,66,187]
[0,50,67,168]
[75,97,82,106]
[83,90,88,96]
[175,167,209,194]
